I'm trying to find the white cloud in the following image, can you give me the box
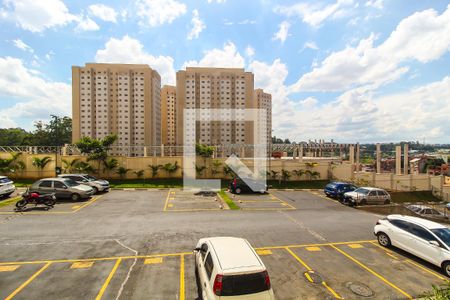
[245,45,255,57]
[299,97,318,108]
[75,16,100,31]
[0,56,71,128]
[365,0,383,10]
[275,0,354,28]
[303,41,319,50]
[135,0,187,27]
[291,5,450,92]
[238,19,256,25]
[207,0,226,3]
[88,4,118,23]
[12,39,33,53]
[1,0,77,32]
[45,51,55,61]
[187,9,205,40]
[95,35,176,85]
[272,21,290,43]
[183,42,245,68]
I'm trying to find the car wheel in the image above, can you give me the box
[235,188,242,194]
[442,261,450,277]
[360,199,367,205]
[71,193,81,202]
[377,232,391,247]
[92,187,98,194]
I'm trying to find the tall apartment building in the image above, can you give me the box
[254,89,272,147]
[72,63,161,156]
[175,67,256,146]
[161,85,176,146]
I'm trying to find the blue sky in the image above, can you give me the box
[0,0,449,143]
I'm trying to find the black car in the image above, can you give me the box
[324,182,357,201]
[229,178,267,194]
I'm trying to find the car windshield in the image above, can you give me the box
[431,228,450,247]
[64,179,79,187]
[85,175,97,181]
[0,178,12,184]
[221,272,269,296]
[354,188,370,195]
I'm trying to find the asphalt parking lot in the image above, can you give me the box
[0,189,448,299]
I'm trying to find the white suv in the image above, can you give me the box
[374,214,450,276]
[0,176,16,198]
[194,237,275,300]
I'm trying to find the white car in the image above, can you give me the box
[344,187,391,206]
[406,204,447,219]
[58,174,109,194]
[0,176,16,198]
[374,214,450,276]
[194,237,275,300]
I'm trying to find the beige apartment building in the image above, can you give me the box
[72,63,161,156]
[161,85,176,146]
[254,88,272,147]
[175,67,257,147]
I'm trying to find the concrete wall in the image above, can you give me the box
[0,152,334,180]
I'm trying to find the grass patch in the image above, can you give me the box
[390,191,441,204]
[9,179,34,187]
[218,190,240,210]
[268,180,329,189]
[0,196,21,208]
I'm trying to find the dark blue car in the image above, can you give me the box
[324,182,357,201]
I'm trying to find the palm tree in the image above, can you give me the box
[281,169,291,182]
[149,164,162,178]
[292,169,305,180]
[134,170,145,179]
[73,161,95,173]
[62,158,80,173]
[103,158,119,178]
[270,170,280,180]
[305,170,320,181]
[195,164,207,177]
[162,161,179,178]
[32,156,52,177]
[116,167,130,180]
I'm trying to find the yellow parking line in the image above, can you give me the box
[71,261,94,269]
[5,262,52,300]
[270,193,296,209]
[179,255,185,300]
[72,195,103,213]
[370,241,449,282]
[305,246,321,252]
[348,243,363,249]
[144,257,163,264]
[331,245,412,299]
[285,247,342,299]
[95,258,122,300]
[163,190,171,211]
[256,249,272,255]
[0,265,20,272]
[168,204,174,208]
[258,240,376,250]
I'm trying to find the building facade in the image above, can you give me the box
[161,85,177,146]
[175,67,256,147]
[254,89,272,147]
[72,63,161,156]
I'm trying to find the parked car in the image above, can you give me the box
[29,178,94,201]
[194,237,275,300]
[229,178,267,194]
[0,176,16,198]
[58,174,109,194]
[406,205,447,219]
[343,187,391,206]
[374,214,450,277]
[324,182,357,201]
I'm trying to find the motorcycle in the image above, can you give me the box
[15,189,56,210]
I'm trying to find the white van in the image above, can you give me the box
[194,237,275,300]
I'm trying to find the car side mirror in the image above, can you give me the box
[429,240,439,247]
[193,247,201,253]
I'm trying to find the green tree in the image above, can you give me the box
[195,164,207,177]
[292,169,305,180]
[73,161,95,173]
[305,170,320,181]
[0,128,30,146]
[31,156,52,177]
[75,134,118,173]
[196,144,215,157]
[162,161,179,178]
[270,170,280,180]
[0,152,25,177]
[281,169,291,182]
[134,170,145,180]
[149,164,162,178]
[116,167,130,180]
[103,158,119,177]
[62,158,80,173]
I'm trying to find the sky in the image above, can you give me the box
[0,0,449,144]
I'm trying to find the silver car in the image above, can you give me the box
[344,187,391,206]
[30,178,94,201]
[58,174,109,194]
[0,176,15,198]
